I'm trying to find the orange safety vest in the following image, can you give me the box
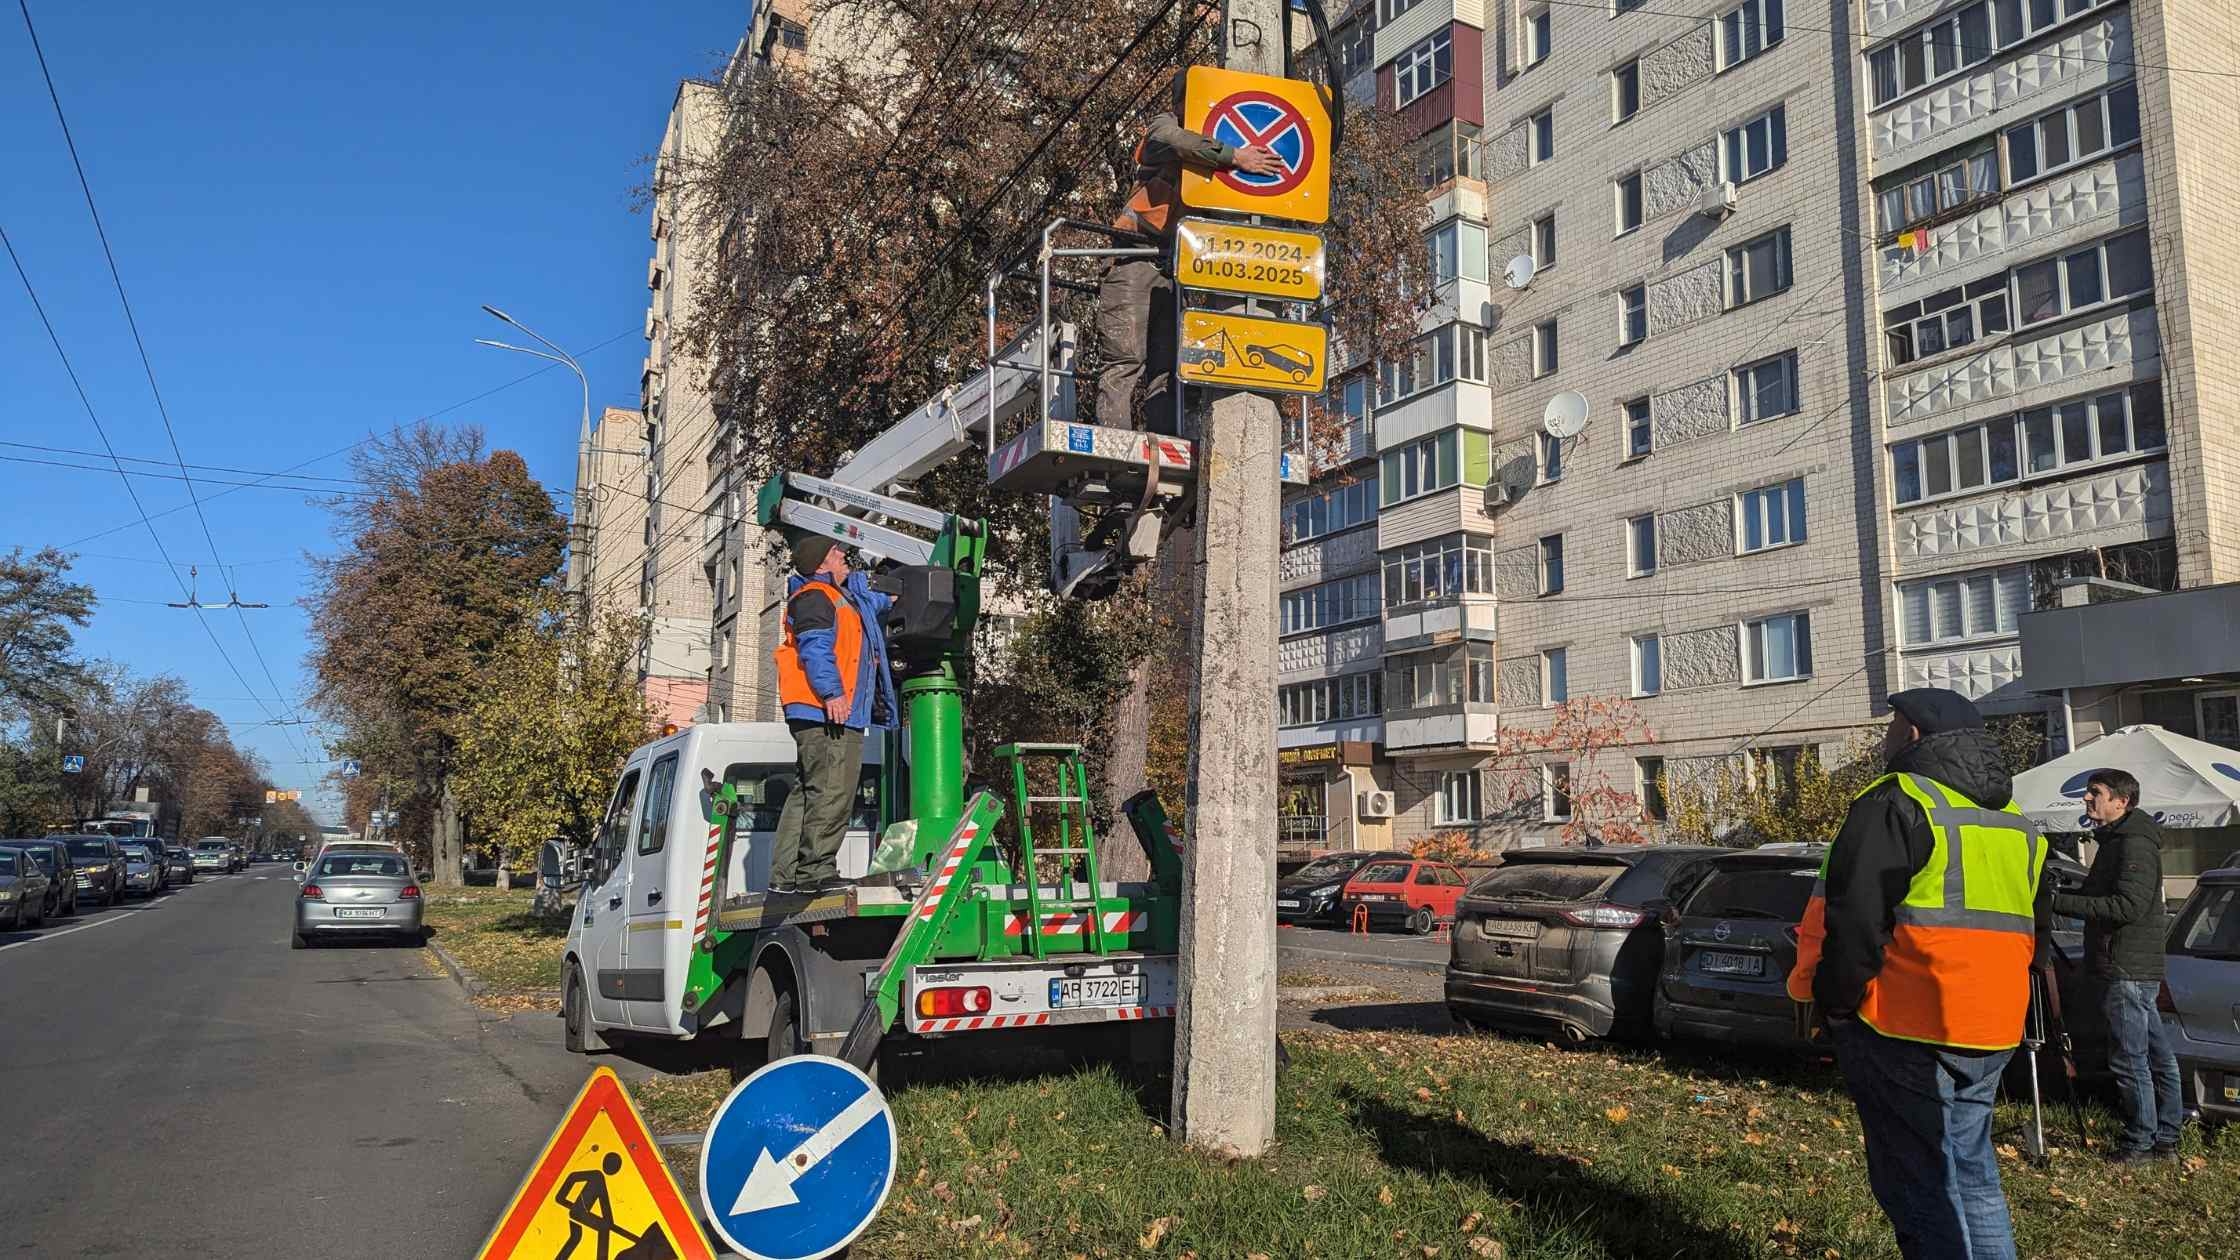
[1788,772,2046,1051]
[774,582,863,714]
[1115,133,1180,237]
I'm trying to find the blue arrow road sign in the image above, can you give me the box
[340,759,362,778]
[698,1055,895,1260]
[61,754,85,774]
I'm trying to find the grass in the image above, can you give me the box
[692,1026,2230,1260]
[419,886,566,996]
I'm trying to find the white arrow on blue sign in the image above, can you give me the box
[698,1054,896,1260]
[341,759,362,778]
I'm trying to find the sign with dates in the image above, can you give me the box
[1177,308,1327,396]
[1174,217,1325,301]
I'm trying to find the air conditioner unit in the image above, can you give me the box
[1485,480,1517,509]
[1357,790,1396,820]
[1700,181,1738,219]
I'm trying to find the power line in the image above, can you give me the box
[0,438,368,485]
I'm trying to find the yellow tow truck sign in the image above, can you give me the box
[1178,309,1328,396]
[1174,218,1326,302]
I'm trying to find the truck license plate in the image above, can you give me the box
[1700,951,1763,976]
[1049,975,1143,1009]
[333,907,385,919]
[2222,1074,2237,1104]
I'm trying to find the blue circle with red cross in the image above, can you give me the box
[1203,90,1315,196]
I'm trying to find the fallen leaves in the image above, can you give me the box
[1604,1105,1631,1124]
[1301,1185,1326,1202]
[1138,1216,1175,1251]
[1377,1184,1396,1206]
[1465,1238,1503,1258]
[1459,1212,1481,1233]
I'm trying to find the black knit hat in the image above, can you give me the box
[790,533,840,577]
[1887,687,1985,737]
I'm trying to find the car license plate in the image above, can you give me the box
[1358,893,1393,902]
[1700,951,1764,976]
[2222,1074,2237,1105]
[1276,899,1301,910]
[333,907,385,919]
[1482,918,1540,939]
[1049,975,1143,1009]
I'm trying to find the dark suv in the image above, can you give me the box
[1653,848,1824,1051]
[1447,846,1726,1042]
[63,836,125,907]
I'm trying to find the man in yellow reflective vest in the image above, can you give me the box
[1788,688,2052,1260]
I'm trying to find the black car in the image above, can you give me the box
[1653,848,1823,1051]
[63,836,126,907]
[1276,850,1413,925]
[0,839,78,920]
[1448,845,1727,1042]
[161,846,196,887]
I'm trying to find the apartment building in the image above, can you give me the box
[574,405,650,628]
[1285,0,2236,851]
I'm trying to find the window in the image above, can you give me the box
[1866,0,2088,108]
[2013,229,2152,328]
[1395,30,1453,107]
[1538,431,1564,483]
[1386,643,1496,709]
[1632,634,1662,697]
[1875,146,1997,237]
[1438,770,1482,824]
[1543,648,1569,705]
[1613,60,1641,122]
[1379,0,1421,22]
[1526,7,1552,67]
[1624,397,1653,458]
[2018,380,2166,475]
[1636,757,1668,820]
[1282,473,1379,544]
[1899,566,2030,646]
[1428,219,1489,286]
[1378,325,1486,404]
[1726,226,1792,307]
[1614,171,1643,234]
[1539,535,1565,595]
[1532,214,1557,270]
[1883,274,2011,366]
[1543,763,1573,821]
[1626,515,1656,576]
[1619,283,1647,346]
[1732,351,1799,424]
[2005,83,2139,184]
[1534,319,1559,376]
[1749,746,1807,803]
[635,753,679,855]
[1530,109,1555,164]
[1380,432,1458,505]
[1415,120,1484,188]
[1891,418,2018,504]
[1337,15,1378,81]
[1280,572,1381,635]
[1738,477,1807,553]
[1719,0,1784,69]
[1278,672,1383,727]
[1721,105,1787,183]
[1383,534,1496,605]
[1743,611,1813,683]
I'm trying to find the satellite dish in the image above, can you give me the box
[1543,392,1591,440]
[1503,254,1537,290]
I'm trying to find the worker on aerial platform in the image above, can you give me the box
[1096,70,1282,434]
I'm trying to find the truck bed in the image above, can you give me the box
[713,884,912,933]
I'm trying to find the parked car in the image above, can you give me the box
[161,845,195,887]
[226,844,246,872]
[1276,850,1412,926]
[64,836,124,907]
[2164,866,2240,1130]
[1448,845,1727,1042]
[0,847,52,929]
[1,839,79,919]
[1339,857,1469,935]
[293,849,424,948]
[1653,848,1824,1051]
[119,842,163,897]
[191,839,232,875]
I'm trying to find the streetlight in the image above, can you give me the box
[478,304,594,595]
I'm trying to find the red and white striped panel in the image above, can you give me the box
[692,821,722,937]
[1140,435,1193,469]
[987,439,1030,479]
[912,819,979,923]
[1109,1005,1175,1021]
[1001,909,1149,937]
[911,1011,1053,1034]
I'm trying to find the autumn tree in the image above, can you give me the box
[305,423,567,885]
[453,599,653,887]
[1662,731,1885,848]
[0,546,95,711]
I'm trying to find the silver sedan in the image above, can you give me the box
[292,851,425,949]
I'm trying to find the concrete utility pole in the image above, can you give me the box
[1171,0,1285,1160]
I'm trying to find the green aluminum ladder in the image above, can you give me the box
[996,742,1109,959]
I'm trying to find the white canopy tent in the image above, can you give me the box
[2013,724,2240,833]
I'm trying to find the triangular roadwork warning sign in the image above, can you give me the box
[475,1066,714,1260]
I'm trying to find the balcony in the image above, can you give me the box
[1278,622,1384,682]
[1897,641,2026,702]
[1377,485,1497,552]
[1280,527,1379,591]
[1382,643,1499,754]
[1880,153,2145,305]
[1893,459,2170,567]
[1884,306,2159,434]
[1382,597,1495,655]
[1373,0,1480,70]
[1871,11,2130,169]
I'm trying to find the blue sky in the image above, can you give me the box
[2,2,749,822]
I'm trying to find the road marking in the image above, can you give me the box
[0,907,143,954]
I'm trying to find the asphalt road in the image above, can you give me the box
[1279,922,1450,972]
[0,867,611,1257]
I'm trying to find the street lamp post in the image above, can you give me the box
[477,305,594,599]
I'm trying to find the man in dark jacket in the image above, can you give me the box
[2051,767,2180,1160]
[1789,688,2052,1260]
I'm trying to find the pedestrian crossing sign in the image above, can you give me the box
[475,1066,713,1260]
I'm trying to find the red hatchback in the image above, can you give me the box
[1340,858,1468,934]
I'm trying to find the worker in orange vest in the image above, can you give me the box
[1788,688,2052,1260]
[1097,76,1283,433]
[769,534,896,895]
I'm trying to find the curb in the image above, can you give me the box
[427,939,488,998]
